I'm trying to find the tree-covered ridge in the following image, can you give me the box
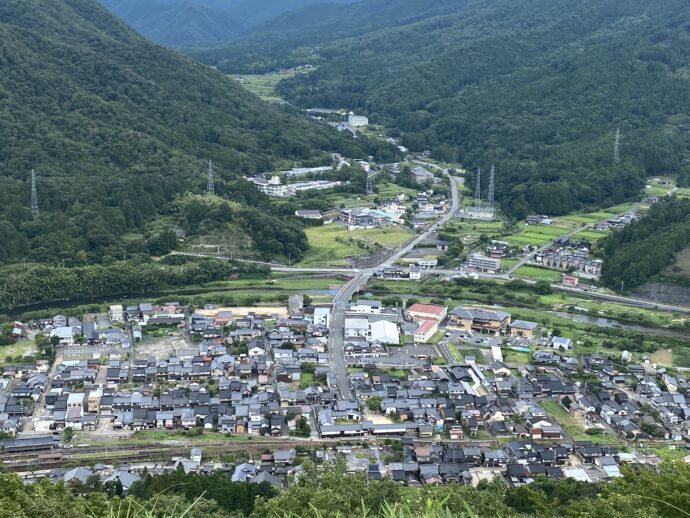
[0,460,689,517]
[99,0,248,47]
[98,0,359,48]
[0,0,375,266]
[600,198,690,290]
[209,0,690,217]
[186,0,466,74]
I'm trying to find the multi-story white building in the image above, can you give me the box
[344,318,369,338]
[413,319,438,343]
[468,253,501,272]
[350,300,382,314]
[348,113,369,127]
[249,176,340,198]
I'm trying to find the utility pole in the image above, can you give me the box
[613,127,620,165]
[30,170,39,216]
[207,159,215,196]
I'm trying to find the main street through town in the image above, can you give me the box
[329,170,461,398]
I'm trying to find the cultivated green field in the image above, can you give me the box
[502,224,572,246]
[297,224,412,266]
[234,70,298,101]
[377,182,418,198]
[676,187,690,198]
[512,265,563,282]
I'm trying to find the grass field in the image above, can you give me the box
[651,349,673,367]
[312,182,415,211]
[206,275,343,291]
[299,372,315,389]
[644,177,675,197]
[665,245,690,276]
[501,258,521,270]
[672,347,690,368]
[503,348,531,365]
[0,340,38,364]
[513,265,562,282]
[676,187,690,198]
[235,71,297,101]
[297,224,412,266]
[502,224,572,246]
[542,399,621,444]
[377,182,418,198]
[648,446,689,462]
[449,344,463,362]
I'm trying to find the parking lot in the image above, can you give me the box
[444,330,504,348]
[58,343,126,359]
[347,345,438,368]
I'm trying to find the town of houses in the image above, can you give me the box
[3,293,690,490]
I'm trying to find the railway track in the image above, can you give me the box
[0,437,362,472]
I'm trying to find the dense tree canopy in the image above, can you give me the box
[600,198,690,289]
[0,461,689,517]
[0,258,267,310]
[0,0,385,266]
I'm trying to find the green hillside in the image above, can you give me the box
[99,0,358,48]
[202,0,690,218]
[99,0,248,46]
[0,0,375,265]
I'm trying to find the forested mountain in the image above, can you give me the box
[200,0,690,218]
[99,0,247,46]
[188,0,467,73]
[99,0,357,47]
[0,0,373,266]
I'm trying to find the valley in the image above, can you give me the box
[1,1,690,517]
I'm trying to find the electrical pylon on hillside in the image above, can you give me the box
[30,169,39,216]
[487,164,495,217]
[366,172,374,195]
[207,159,215,196]
[474,168,482,207]
[613,127,621,164]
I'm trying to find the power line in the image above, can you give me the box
[30,169,39,216]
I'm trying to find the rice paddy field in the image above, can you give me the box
[502,224,572,246]
[235,70,298,101]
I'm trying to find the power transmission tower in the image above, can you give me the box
[474,168,482,208]
[487,164,495,216]
[366,172,374,195]
[613,127,620,165]
[207,159,215,196]
[30,169,39,216]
